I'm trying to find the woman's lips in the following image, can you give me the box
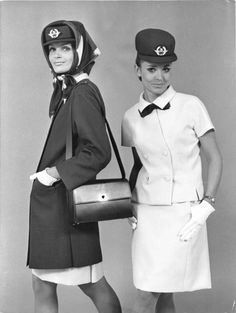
[152,84,164,88]
[54,62,64,66]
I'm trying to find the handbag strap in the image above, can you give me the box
[66,81,126,179]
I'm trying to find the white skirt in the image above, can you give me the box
[32,262,103,286]
[132,202,211,292]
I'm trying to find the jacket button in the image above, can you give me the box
[164,176,171,182]
[162,150,168,157]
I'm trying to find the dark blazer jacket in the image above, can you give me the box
[27,79,111,269]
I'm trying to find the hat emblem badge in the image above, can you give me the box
[48,29,61,39]
[154,46,168,56]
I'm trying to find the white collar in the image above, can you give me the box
[138,85,176,112]
[73,72,89,83]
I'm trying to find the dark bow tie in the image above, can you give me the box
[139,102,170,118]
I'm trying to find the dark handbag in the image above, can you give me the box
[66,86,133,224]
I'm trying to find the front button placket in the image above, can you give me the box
[155,110,174,199]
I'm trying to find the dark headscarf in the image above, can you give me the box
[41,20,100,117]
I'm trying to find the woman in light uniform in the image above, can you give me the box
[122,28,223,312]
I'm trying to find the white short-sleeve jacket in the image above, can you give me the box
[122,86,214,205]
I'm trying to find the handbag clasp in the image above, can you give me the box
[99,193,108,201]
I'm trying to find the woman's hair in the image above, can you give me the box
[135,55,142,81]
[135,55,141,67]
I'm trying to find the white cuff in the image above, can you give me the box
[191,200,215,225]
[30,169,58,186]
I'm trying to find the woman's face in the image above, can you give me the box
[48,42,74,74]
[136,61,172,102]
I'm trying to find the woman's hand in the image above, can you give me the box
[178,200,215,242]
[177,129,222,242]
[30,168,59,186]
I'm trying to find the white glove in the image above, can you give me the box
[30,169,58,186]
[178,200,215,242]
[128,216,138,230]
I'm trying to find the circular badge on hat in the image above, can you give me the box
[48,28,61,39]
[154,46,168,56]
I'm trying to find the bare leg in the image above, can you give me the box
[79,276,122,313]
[155,293,176,313]
[132,289,161,313]
[32,274,58,313]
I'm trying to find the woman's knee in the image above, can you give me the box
[159,293,174,301]
[79,276,107,296]
[79,276,117,301]
[138,289,160,300]
[32,275,57,297]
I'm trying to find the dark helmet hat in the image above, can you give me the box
[43,25,76,46]
[41,20,100,76]
[135,28,177,64]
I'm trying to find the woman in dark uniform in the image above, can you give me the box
[28,20,122,313]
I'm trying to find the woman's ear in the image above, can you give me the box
[134,64,142,81]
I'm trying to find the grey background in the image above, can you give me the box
[0,1,235,313]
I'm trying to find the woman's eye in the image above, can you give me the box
[147,68,156,73]
[63,46,71,52]
[49,47,55,53]
[163,67,170,73]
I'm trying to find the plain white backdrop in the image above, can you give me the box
[0,1,235,313]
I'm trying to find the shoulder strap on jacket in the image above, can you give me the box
[66,81,126,179]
